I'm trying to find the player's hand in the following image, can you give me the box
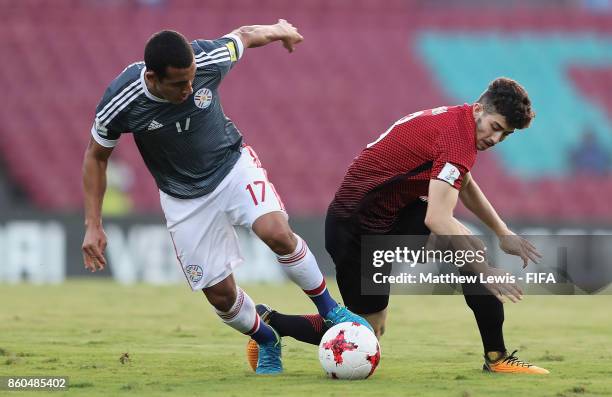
[277,19,303,53]
[82,224,108,272]
[499,232,542,268]
[482,267,523,303]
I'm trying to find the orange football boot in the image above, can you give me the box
[483,350,550,374]
[246,339,259,372]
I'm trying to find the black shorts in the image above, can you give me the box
[325,200,430,315]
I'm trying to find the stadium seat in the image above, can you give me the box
[1,0,611,222]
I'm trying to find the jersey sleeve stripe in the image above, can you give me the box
[222,33,244,59]
[196,57,231,67]
[101,87,144,127]
[91,125,119,148]
[195,46,228,59]
[200,51,230,62]
[195,50,230,64]
[97,83,141,123]
[96,79,140,118]
[208,50,231,59]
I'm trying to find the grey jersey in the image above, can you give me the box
[91,35,245,199]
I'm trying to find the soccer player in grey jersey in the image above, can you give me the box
[82,20,372,374]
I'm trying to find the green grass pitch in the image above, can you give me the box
[0,280,611,396]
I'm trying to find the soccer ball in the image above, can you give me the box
[318,322,381,380]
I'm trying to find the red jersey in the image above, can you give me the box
[328,104,477,233]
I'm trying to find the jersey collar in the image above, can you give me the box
[140,67,169,103]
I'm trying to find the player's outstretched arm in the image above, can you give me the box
[82,137,113,272]
[425,179,465,235]
[426,179,490,266]
[427,179,523,303]
[426,180,492,269]
[459,172,541,267]
[231,19,303,52]
[458,172,510,236]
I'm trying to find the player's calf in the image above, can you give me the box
[254,214,340,317]
[253,212,297,255]
[256,303,329,345]
[202,277,238,312]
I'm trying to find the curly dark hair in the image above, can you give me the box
[477,77,535,130]
[144,30,193,80]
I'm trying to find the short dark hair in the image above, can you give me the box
[144,30,193,80]
[477,77,535,129]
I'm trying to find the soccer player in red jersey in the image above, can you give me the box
[253,77,550,374]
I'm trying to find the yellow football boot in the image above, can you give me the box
[483,350,550,374]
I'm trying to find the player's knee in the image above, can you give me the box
[253,213,296,255]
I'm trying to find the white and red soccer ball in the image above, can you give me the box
[318,322,381,380]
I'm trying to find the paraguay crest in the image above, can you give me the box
[185,265,203,283]
[194,88,213,109]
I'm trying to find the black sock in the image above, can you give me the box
[461,276,506,355]
[266,312,329,345]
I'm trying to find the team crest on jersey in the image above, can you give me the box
[185,265,203,283]
[194,88,213,109]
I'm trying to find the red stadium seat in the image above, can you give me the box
[1,0,611,222]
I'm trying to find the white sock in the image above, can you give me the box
[214,287,260,335]
[276,234,325,293]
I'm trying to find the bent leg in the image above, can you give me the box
[265,305,386,344]
[225,146,339,317]
[203,274,277,344]
[253,211,338,317]
[461,272,506,356]
[264,309,328,345]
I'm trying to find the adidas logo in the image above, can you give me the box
[147,120,163,130]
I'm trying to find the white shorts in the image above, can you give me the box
[160,145,287,290]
